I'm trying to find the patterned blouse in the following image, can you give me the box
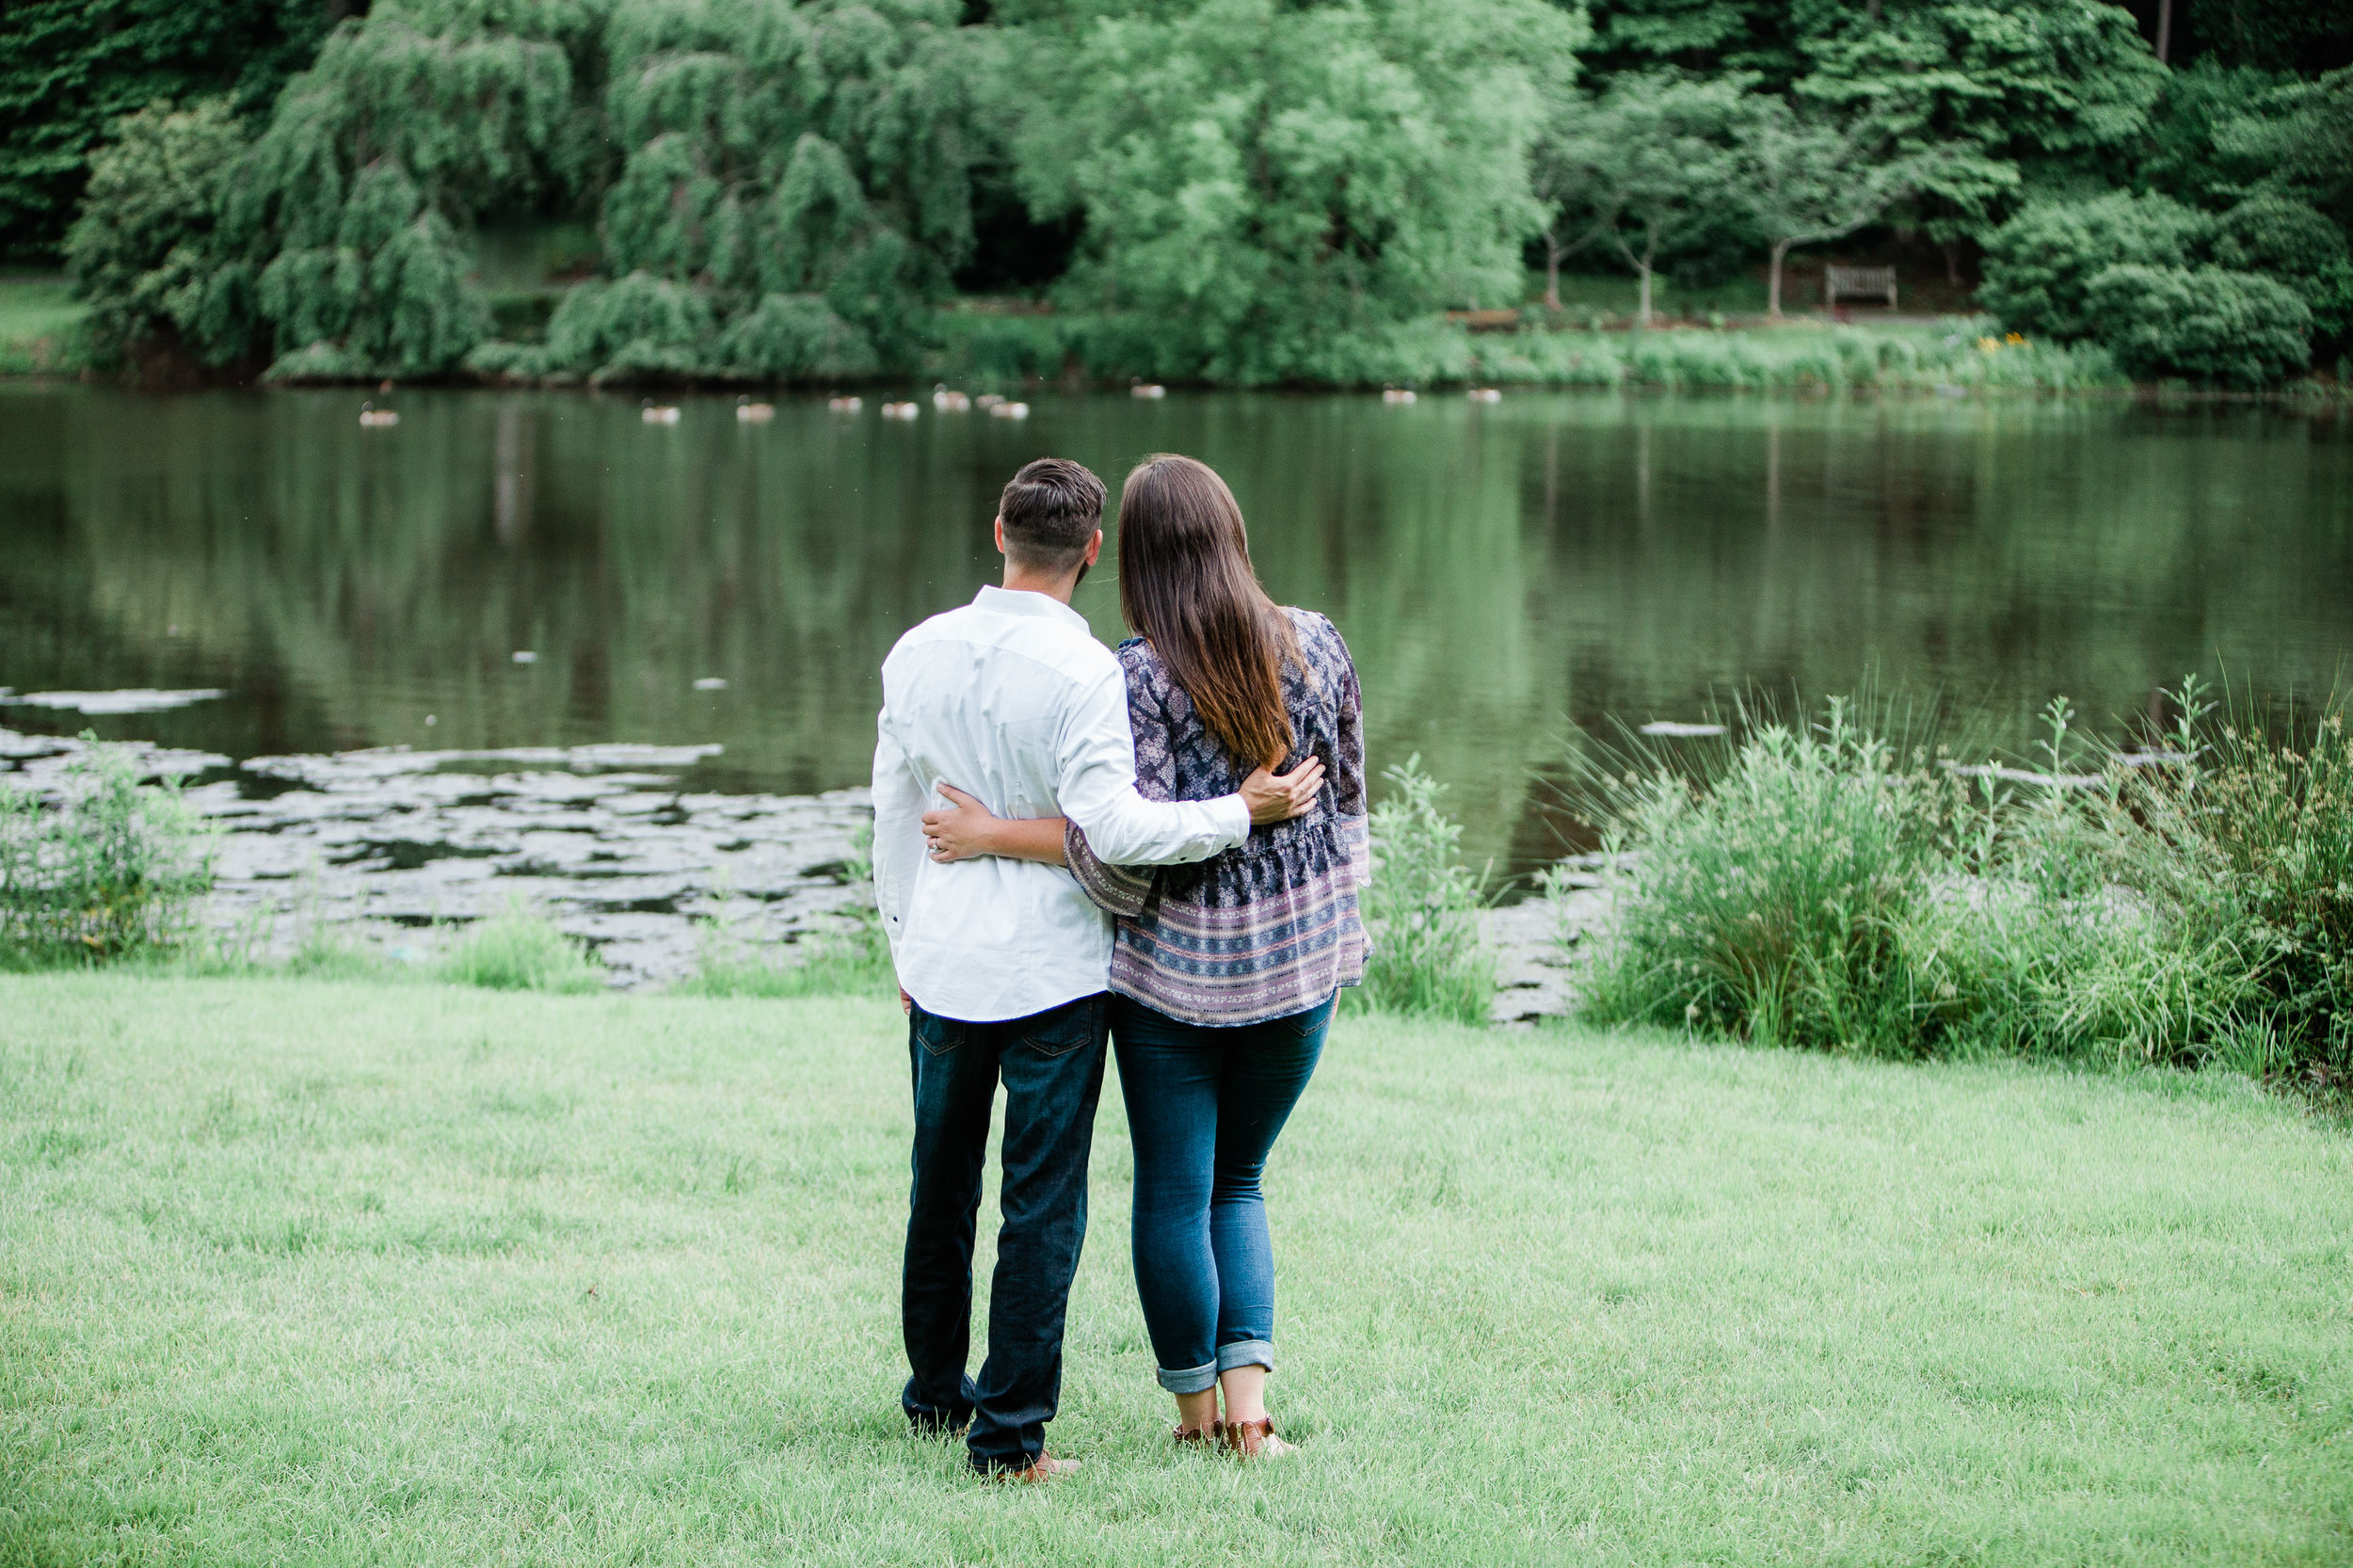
[1064,607,1369,1026]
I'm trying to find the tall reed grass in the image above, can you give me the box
[1570,685,2353,1092]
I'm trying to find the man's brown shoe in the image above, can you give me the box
[986,1453,1082,1483]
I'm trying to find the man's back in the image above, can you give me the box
[872,584,1244,1023]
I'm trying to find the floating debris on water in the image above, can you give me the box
[0,728,863,990]
[974,393,1004,409]
[736,396,774,422]
[932,386,971,411]
[827,395,862,412]
[0,688,228,715]
[511,650,538,664]
[693,677,728,691]
[359,403,399,427]
[1131,383,1166,399]
[1382,388,1417,404]
[1638,720,1726,737]
[1467,388,1502,403]
[641,401,680,424]
[880,401,920,420]
[989,400,1030,419]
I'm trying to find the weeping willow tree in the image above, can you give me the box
[513,0,976,381]
[226,0,600,378]
[68,0,601,377]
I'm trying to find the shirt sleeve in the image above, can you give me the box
[870,698,927,966]
[1064,821,1156,918]
[1055,664,1249,865]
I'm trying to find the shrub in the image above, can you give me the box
[1978,192,2212,341]
[539,272,717,382]
[1349,757,1493,1024]
[2083,264,2312,387]
[440,903,603,993]
[717,294,879,381]
[0,738,216,964]
[62,98,255,368]
[2213,197,2351,283]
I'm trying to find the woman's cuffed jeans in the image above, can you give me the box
[902,992,1109,1474]
[1112,991,1334,1396]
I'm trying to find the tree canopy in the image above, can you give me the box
[998,0,1581,383]
[39,0,2353,389]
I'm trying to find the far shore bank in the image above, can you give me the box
[7,277,2345,401]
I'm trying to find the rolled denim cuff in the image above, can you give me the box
[1216,1338,1274,1376]
[1155,1359,1219,1395]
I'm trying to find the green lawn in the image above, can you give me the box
[0,276,89,376]
[2,976,2347,1565]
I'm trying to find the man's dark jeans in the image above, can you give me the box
[902,991,1110,1474]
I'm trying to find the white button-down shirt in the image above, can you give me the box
[872,585,1252,1022]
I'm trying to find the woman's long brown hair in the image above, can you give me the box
[1117,455,1304,769]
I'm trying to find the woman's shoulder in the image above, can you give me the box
[1280,606,1352,667]
[1114,635,1180,699]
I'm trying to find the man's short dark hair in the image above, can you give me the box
[1000,458,1106,574]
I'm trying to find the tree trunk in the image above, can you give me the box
[1941,237,1962,286]
[1545,239,1562,312]
[2155,0,2172,62]
[1769,238,1790,319]
[1637,231,1657,328]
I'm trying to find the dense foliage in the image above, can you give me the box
[40,0,2353,387]
[995,0,1577,384]
[0,0,338,264]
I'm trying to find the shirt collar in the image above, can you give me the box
[974,583,1092,634]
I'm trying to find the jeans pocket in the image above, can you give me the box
[1284,995,1338,1036]
[915,1012,963,1056]
[1020,1000,1100,1060]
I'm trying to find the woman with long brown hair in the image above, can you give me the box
[920,453,1368,1459]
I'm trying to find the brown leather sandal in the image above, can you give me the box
[1173,1422,1216,1447]
[1219,1418,1297,1459]
[986,1452,1082,1483]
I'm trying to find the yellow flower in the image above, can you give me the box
[2005,332,2027,346]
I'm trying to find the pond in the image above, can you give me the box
[3,384,2349,883]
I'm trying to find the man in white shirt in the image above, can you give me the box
[872,457,1321,1481]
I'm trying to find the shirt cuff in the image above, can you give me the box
[1212,792,1252,848]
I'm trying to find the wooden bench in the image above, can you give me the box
[1445,308,1524,332]
[1823,265,1897,310]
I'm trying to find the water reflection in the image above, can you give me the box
[1,385,2346,879]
